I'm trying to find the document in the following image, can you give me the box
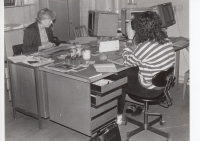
[8,55,54,66]
[99,40,119,52]
[31,45,72,56]
[7,55,27,63]
[21,56,54,67]
[93,63,118,73]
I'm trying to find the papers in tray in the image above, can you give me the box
[22,56,54,67]
[7,55,54,67]
[92,79,113,86]
[31,45,72,56]
[44,62,87,73]
[7,55,28,63]
[44,62,74,73]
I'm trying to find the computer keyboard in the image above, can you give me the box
[107,55,124,66]
[173,39,189,47]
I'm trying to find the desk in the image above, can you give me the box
[39,51,128,136]
[170,37,189,86]
[8,61,50,129]
[7,37,188,135]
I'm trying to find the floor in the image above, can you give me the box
[5,83,189,141]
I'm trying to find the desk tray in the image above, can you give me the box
[91,76,127,95]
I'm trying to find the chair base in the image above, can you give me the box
[125,115,171,141]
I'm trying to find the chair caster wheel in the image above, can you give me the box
[160,119,165,125]
[126,138,132,141]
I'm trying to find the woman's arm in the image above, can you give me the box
[122,46,140,67]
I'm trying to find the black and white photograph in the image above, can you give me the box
[2,0,197,140]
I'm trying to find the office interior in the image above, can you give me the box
[3,0,190,141]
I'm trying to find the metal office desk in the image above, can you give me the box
[39,51,128,136]
[7,37,188,134]
[8,61,50,129]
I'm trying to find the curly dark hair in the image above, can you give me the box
[131,11,168,44]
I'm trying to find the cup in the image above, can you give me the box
[82,50,91,60]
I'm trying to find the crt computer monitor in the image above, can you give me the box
[88,10,119,38]
[152,2,176,28]
[121,2,176,37]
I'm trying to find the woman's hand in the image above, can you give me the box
[44,42,55,48]
[38,42,55,51]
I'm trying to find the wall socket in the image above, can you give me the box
[174,5,183,12]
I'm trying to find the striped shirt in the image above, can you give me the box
[122,40,175,89]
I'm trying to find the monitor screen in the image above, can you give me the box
[88,10,119,37]
[120,3,176,38]
[153,2,176,28]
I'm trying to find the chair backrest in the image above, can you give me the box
[152,67,174,87]
[74,25,88,38]
[12,44,23,56]
[152,67,176,107]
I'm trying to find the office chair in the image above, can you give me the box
[12,44,23,56]
[74,25,88,38]
[124,67,175,141]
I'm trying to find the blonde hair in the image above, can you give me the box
[36,8,56,23]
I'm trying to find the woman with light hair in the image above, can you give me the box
[22,8,57,53]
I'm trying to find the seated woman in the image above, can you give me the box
[117,11,175,124]
[22,8,56,53]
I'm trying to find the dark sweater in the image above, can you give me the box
[22,22,54,54]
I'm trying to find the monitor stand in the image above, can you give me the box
[90,37,113,46]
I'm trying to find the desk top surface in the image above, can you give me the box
[8,37,189,83]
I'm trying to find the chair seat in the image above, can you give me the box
[126,92,165,103]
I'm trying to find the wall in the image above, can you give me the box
[4,0,39,24]
[80,0,189,82]
[4,0,40,57]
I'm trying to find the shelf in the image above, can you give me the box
[5,4,34,8]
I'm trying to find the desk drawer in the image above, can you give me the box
[91,76,127,94]
[91,100,117,117]
[91,89,121,106]
[91,107,117,131]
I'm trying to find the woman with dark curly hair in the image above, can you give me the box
[117,11,175,125]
